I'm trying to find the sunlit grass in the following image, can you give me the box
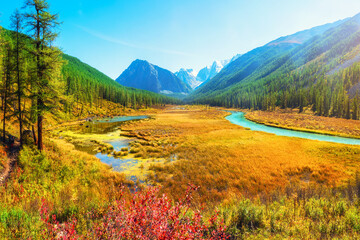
[1,105,360,238]
[218,182,360,239]
[0,138,133,238]
[123,106,360,204]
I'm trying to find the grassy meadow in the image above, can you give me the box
[120,106,360,202]
[1,105,360,239]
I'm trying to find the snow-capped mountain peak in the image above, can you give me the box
[175,68,202,89]
[176,54,242,90]
[196,54,242,84]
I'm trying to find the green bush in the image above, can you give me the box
[130,148,140,154]
[304,198,325,220]
[0,208,41,239]
[224,199,264,235]
[346,207,360,231]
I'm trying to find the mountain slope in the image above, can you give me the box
[1,27,177,113]
[189,18,348,101]
[62,55,179,108]
[175,69,202,89]
[196,54,242,83]
[116,60,191,95]
[188,13,360,119]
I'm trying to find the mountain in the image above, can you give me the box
[196,54,242,83]
[230,54,242,63]
[0,27,177,112]
[188,16,356,118]
[208,61,224,81]
[62,55,177,106]
[175,69,202,89]
[116,60,191,95]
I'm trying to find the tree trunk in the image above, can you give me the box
[2,100,6,142]
[32,125,37,145]
[3,72,7,142]
[37,98,43,151]
[16,32,23,146]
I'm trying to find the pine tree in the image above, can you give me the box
[0,26,3,112]
[353,96,358,120]
[11,9,25,146]
[299,90,304,113]
[2,39,14,142]
[24,0,62,151]
[346,97,351,120]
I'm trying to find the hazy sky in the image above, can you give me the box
[2,0,360,79]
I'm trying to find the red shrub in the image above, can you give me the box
[40,185,229,239]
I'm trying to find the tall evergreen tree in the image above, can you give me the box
[353,95,358,120]
[11,9,25,146]
[2,39,13,142]
[24,0,62,151]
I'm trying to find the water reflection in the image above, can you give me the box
[65,116,148,178]
[66,115,148,134]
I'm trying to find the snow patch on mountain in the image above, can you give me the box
[175,68,203,89]
[196,54,242,84]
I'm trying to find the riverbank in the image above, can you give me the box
[245,109,360,139]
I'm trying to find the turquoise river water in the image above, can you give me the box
[226,111,360,145]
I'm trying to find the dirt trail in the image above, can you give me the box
[0,141,20,185]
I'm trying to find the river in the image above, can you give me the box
[226,111,360,145]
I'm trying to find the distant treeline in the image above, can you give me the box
[193,61,360,120]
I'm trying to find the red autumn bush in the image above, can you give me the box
[40,185,229,239]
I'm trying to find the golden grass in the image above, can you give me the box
[122,106,360,204]
[0,137,135,225]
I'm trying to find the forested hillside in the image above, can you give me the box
[189,14,360,119]
[62,54,179,110]
[0,18,177,149]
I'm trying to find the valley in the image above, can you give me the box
[53,106,360,202]
[2,103,360,238]
[2,0,360,239]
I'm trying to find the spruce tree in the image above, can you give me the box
[2,39,14,142]
[353,95,358,120]
[24,0,62,151]
[11,9,26,146]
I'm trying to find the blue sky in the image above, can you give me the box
[2,0,360,79]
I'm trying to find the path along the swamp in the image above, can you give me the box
[0,140,20,185]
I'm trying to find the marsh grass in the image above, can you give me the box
[122,107,360,205]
